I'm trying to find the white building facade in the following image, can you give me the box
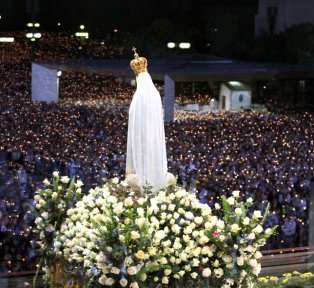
[219,82,251,111]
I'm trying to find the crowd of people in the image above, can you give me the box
[0,31,314,272]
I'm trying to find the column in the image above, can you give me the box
[164,75,175,122]
[31,63,59,103]
[308,181,314,246]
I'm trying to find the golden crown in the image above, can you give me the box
[130,47,147,76]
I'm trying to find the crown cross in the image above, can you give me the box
[132,47,137,53]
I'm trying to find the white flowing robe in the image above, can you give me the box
[126,71,168,192]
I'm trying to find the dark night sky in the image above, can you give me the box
[0,0,258,33]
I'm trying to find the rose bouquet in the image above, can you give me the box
[35,175,276,288]
[33,172,83,286]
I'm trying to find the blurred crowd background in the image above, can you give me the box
[0,31,313,273]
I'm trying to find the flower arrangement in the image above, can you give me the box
[34,174,276,288]
[33,172,83,286]
[258,271,314,287]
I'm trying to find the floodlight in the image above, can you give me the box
[0,37,14,42]
[167,42,176,49]
[179,42,191,49]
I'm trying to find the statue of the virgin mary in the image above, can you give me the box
[126,48,174,192]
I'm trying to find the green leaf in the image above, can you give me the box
[68,175,76,192]
[261,203,270,225]
[221,195,231,221]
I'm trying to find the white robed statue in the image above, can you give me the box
[126,48,174,192]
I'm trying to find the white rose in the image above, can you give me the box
[43,179,50,186]
[52,171,59,177]
[247,233,256,240]
[253,263,262,276]
[41,212,49,220]
[232,190,240,198]
[214,203,221,210]
[265,228,272,234]
[205,221,213,230]
[137,207,145,217]
[75,180,84,188]
[185,211,194,220]
[107,196,117,204]
[216,220,225,230]
[127,266,138,275]
[253,210,262,219]
[104,278,115,286]
[39,199,46,206]
[244,245,255,253]
[214,268,224,278]
[112,177,119,184]
[161,277,169,284]
[111,267,120,274]
[155,230,166,240]
[194,216,203,225]
[242,217,250,225]
[212,260,220,267]
[222,255,232,263]
[254,251,263,259]
[249,258,258,268]
[139,273,147,282]
[135,218,146,228]
[227,197,235,205]
[235,207,242,215]
[192,258,200,267]
[168,204,175,211]
[51,192,58,199]
[124,198,133,207]
[137,197,145,205]
[253,224,263,234]
[98,275,107,285]
[191,272,198,279]
[247,197,253,204]
[61,176,70,184]
[237,257,244,266]
[184,226,193,235]
[219,235,226,241]
[164,269,172,276]
[230,223,240,233]
[202,268,211,277]
[130,231,140,240]
[119,278,128,287]
[35,217,43,225]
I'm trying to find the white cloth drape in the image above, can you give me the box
[126,71,168,192]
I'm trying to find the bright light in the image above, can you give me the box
[57,71,62,77]
[27,23,33,27]
[113,29,118,33]
[26,33,33,38]
[34,23,40,27]
[34,33,41,38]
[167,42,176,49]
[229,81,241,86]
[0,37,14,43]
[75,32,89,39]
[57,23,61,26]
[179,42,191,49]
[31,38,36,42]
[80,25,85,30]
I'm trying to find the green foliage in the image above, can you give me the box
[253,22,314,64]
